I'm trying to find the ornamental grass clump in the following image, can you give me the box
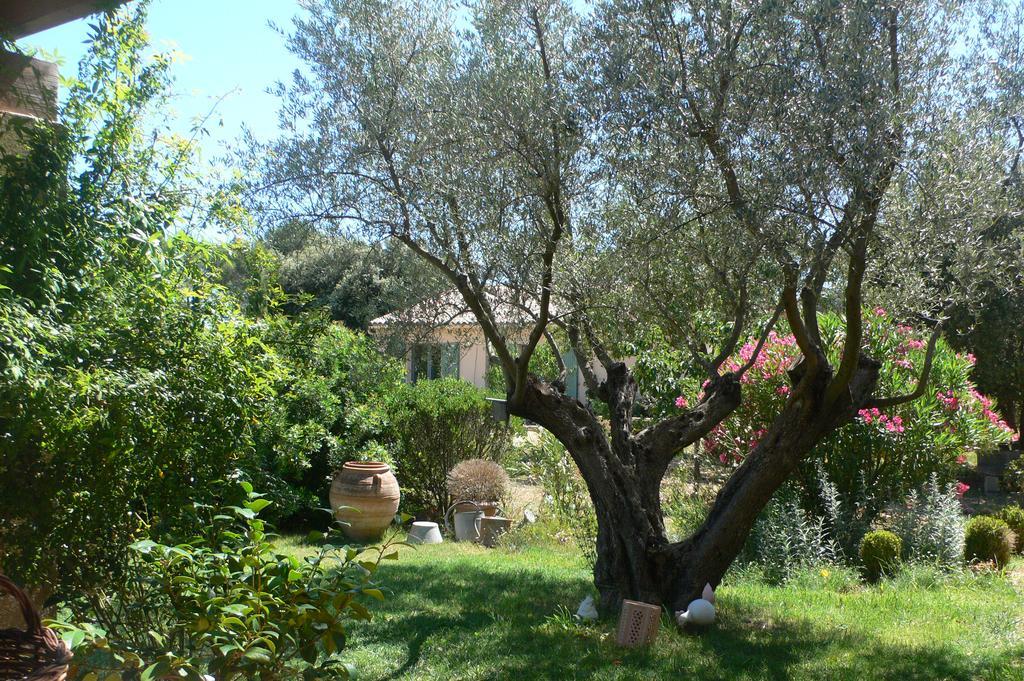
[447,458,510,504]
[964,516,1016,568]
[860,530,902,582]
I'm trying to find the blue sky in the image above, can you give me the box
[18,0,304,165]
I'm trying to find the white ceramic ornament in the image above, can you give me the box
[675,598,716,626]
[702,583,716,604]
[576,595,599,621]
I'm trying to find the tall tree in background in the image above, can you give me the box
[945,2,1024,438]
[245,0,1019,612]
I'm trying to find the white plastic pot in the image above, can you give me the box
[407,521,443,545]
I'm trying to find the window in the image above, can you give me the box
[410,343,459,382]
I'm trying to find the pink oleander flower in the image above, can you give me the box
[956,455,967,465]
[675,395,688,409]
[719,453,728,464]
[965,353,977,365]
[894,358,913,370]
[873,306,887,317]
[906,338,925,350]
[776,385,791,396]
[955,482,970,498]
[937,390,959,412]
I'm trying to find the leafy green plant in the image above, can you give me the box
[249,314,404,527]
[521,431,598,566]
[995,505,1024,553]
[888,474,966,571]
[964,516,1016,568]
[384,378,513,517]
[860,530,902,582]
[740,493,839,585]
[53,482,399,680]
[0,5,288,593]
[1002,456,1024,497]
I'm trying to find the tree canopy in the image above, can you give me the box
[245,0,1023,611]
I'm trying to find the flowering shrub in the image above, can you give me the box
[682,310,1013,514]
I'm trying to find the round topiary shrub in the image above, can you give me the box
[996,505,1024,554]
[1003,456,1024,497]
[446,458,510,505]
[964,516,1016,568]
[860,530,902,581]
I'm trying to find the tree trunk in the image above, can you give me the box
[510,356,880,617]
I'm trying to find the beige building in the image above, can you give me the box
[1,2,133,134]
[369,288,593,401]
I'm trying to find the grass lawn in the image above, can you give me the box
[278,534,1024,680]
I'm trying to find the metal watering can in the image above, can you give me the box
[444,501,484,542]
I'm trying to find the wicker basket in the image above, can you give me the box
[0,576,69,681]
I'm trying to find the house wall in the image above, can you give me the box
[0,49,58,156]
[375,323,623,404]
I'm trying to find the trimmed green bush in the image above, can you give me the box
[385,378,514,517]
[964,516,1016,567]
[860,530,903,581]
[995,505,1024,553]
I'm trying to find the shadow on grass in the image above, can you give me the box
[348,557,1024,681]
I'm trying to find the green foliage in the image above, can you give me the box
[995,505,1024,553]
[253,224,442,329]
[519,431,597,566]
[888,474,966,571]
[53,482,396,680]
[249,315,404,527]
[1002,456,1024,496]
[964,516,1016,568]
[860,531,902,582]
[661,461,713,541]
[740,492,839,585]
[0,6,291,593]
[384,378,513,517]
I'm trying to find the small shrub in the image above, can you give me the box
[860,530,902,581]
[995,505,1024,553]
[964,515,1016,568]
[889,473,965,570]
[1003,456,1024,496]
[741,492,839,585]
[385,378,514,517]
[447,458,510,503]
[54,482,394,679]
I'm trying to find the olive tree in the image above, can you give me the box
[245,0,1019,612]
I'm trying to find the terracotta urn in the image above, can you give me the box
[330,462,401,541]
